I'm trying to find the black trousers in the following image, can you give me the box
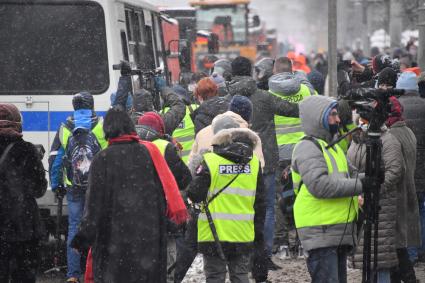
[390,248,417,283]
[174,208,198,283]
[0,239,39,283]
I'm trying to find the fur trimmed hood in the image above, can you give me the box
[189,128,262,176]
[211,127,260,148]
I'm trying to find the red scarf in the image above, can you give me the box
[108,133,188,225]
[386,96,404,127]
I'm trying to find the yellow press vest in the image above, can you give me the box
[152,139,169,156]
[163,104,198,164]
[59,118,108,186]
[198,153,260,244]
[269,84,312,146]
[291,138,358,229]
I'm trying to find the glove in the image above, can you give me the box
[154,75,166,91]
[54,185,67,199]
[120,60,132,76]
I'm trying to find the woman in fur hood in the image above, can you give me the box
[187,116,268,283]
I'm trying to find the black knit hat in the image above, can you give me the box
[378,67,398,88]
[229,95,253,122]
[133,89,154,112]
[231,56,252,77]
[307,70,325,94]
[72,91,94,110]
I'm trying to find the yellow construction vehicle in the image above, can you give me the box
[189,0,261,72]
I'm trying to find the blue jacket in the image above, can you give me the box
[48,111,100,191]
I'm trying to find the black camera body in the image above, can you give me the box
[340,87,405,131]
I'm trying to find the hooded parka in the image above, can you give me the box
[226,76,299,174]
[291,96,362,252]
[388,121,421,248]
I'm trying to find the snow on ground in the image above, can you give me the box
[181,253,425,283]
[37,250,425,282]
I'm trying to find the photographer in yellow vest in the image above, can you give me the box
[188,119,267,283]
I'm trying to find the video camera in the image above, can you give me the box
[339,87,405,131]
[112,61,162,89]
[113,61,163,110]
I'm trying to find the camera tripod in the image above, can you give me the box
[329,122,383,283]
[44,193,67,275]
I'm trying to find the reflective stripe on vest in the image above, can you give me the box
[163,105,198,164]
[198,152,259,244]
[59,118,107,186]
[152,139,169,156]
[269,84,312,146]
[291,139,358,229]
[337,123,356,153]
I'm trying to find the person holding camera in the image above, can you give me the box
[291,95,362,283]
[112,60,186,136]
[0,103,47,282]
[48,92,107,283]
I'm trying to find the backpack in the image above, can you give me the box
[64,128,101,188]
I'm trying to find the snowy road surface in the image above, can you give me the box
[37,254,425,282]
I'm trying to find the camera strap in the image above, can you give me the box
[203,163,245,261]
[302,136,323,153]
[207,167,243,206]
[0,142,15,169]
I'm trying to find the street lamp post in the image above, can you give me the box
[328,0,338,97]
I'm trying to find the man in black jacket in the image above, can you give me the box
[0,103,47,283]
[226,56,299,270]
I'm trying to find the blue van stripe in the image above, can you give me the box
[21,111,106,131]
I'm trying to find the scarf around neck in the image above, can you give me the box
[108,132,188,225]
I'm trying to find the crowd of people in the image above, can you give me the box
[1,45,425,283]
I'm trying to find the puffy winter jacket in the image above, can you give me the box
[191,96,229,134]
[226,76,299,174]
[291,96,362,252]
[389,121,421,248]
[348,130,401,270]
[399,92,425,194]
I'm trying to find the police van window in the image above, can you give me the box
[0,2,108,94]
[137,12,147,45]
[133,12,142,43]
[153,15,165,68]
[125,10,133,42]
[120,31,129,62]
[140,10,156,70]
[125,9,140,66]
